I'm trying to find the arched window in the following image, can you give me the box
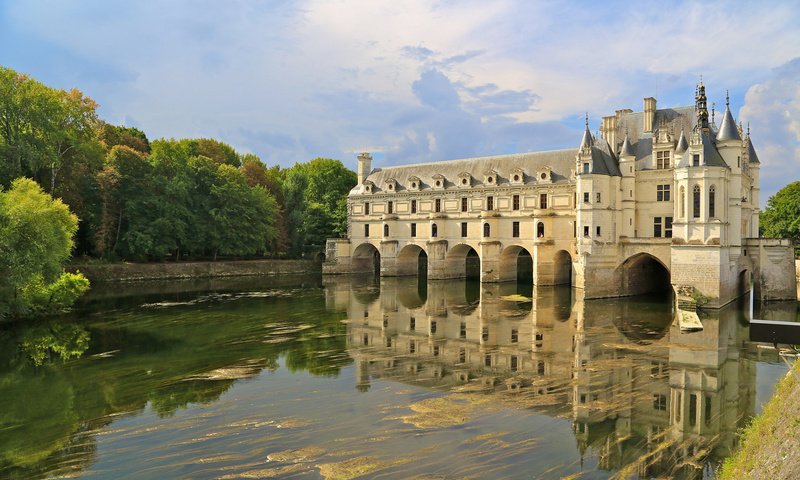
[680,186,685,218]
[383,224,389,236]
[709,185,716,218]
[431,223,438,237]
[537,222,545,238]
[483,223,490,238]
[693,185,701,218]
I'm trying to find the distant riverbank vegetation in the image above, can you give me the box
[0,66,355,263]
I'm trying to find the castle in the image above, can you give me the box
[324,85,797,307]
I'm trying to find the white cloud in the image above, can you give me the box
[740,58,800,205]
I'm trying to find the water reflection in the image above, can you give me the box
[338,276,788,479]
[0,275,795,479]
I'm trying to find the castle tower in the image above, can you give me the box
[357,152,372,184]
[618,134,636,238]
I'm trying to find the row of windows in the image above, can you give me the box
[679,185,716,219]
[365,221,546,238]
[364,193,549,215]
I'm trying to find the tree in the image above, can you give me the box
[98,122,150,154]
[0,178,89,319]
[282,158,356,257]
[761,181,800,256]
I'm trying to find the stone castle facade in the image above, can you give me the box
[324,85,797,307]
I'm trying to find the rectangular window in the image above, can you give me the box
[461,197,468,212]
[482,327,489,342]
[485,354,492,367]
[461,222,468,237]
[364,224,370,237]
[364,202,370,215]
[665,216,673,238]
[583,226,590,237]
[656,150,670,169]
[582,162,590,173]
[433,345,439,356]
[459,348,466,363]
[512,221,520,238]
[583,192,589,203]
[540,194,548,209]
[388,201,393,214]
[410,223,417,237]
[692,154,700,167]
[512,194,520,210]
[435,198,441,213]
[656,184,671,201]
[510,356,518,372]
[430,321,437,334]
[653,394,667,411]
[596,226,601,236]
[460,322,466,339]
[409,316,415,331]
[654,217,662,238]
[511,328,518,343]
[487,196,494,211]
[596,192,601,203]
[411,199,417,213]
[409,341,415,354]
[689,394,697,426]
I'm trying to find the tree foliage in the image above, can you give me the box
[761,181,800,256]
[0,66,357,263]
[0,178,89,319]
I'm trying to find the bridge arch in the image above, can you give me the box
[397,243,428,277]
[445,243,481,280]
[499,244,533,283]
[617,253,671,296]
[352,242,380,275]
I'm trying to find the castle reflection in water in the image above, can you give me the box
[327,276,781,477]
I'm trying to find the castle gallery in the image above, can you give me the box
[324,85,797,308]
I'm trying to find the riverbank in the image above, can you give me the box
[719,356,800,479]
[66,259,319,283]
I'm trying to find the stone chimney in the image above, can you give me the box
[643,97,657,133]
[357,152,372,184]
[601,115,618,152]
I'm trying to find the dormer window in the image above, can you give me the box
[537,166,552,183]
[457,172,472,188]
[385,178,397,192]
[408,176,421,191]
[655,150,670,169]
[432,174,445,190]
[483,169,497,186]
[582,163,590,174]
[363,180,375,194]
[510,168,525,185]
[692,154,700,167]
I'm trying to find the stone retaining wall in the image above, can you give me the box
[67,259,319,283]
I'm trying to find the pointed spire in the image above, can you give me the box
[675,130,688,154]
[716,96,741,142]
[620,133,635,157]
[579,112,593,150]
[695,82,709,132]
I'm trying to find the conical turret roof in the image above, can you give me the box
[619,134,635,157]
[717,93,741,142]
[675,130,688,154]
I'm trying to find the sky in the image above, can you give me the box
[1,0,798,204]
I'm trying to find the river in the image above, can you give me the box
[0,274,796,479]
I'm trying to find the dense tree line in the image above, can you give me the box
[0,66,356,263]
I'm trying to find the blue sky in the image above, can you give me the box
[1,0,798,203]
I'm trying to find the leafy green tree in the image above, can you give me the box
[98,122,150,154]
[283,158,355,257]
[761,181,800,256]
[0,178,89,318]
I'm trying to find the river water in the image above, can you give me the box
[1,275,796,479]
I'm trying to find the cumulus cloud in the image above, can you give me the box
[1,0,800,179]
[739,58,800,204]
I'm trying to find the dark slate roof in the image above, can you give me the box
[716,106,741,141]
[589,137,621,176]
[619,135,635,157]
[747,138,760,164]
[579,125,593,150]
[355,149,577,194]
[675,130,688,154]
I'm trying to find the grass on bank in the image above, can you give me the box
[718,355,800,479]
